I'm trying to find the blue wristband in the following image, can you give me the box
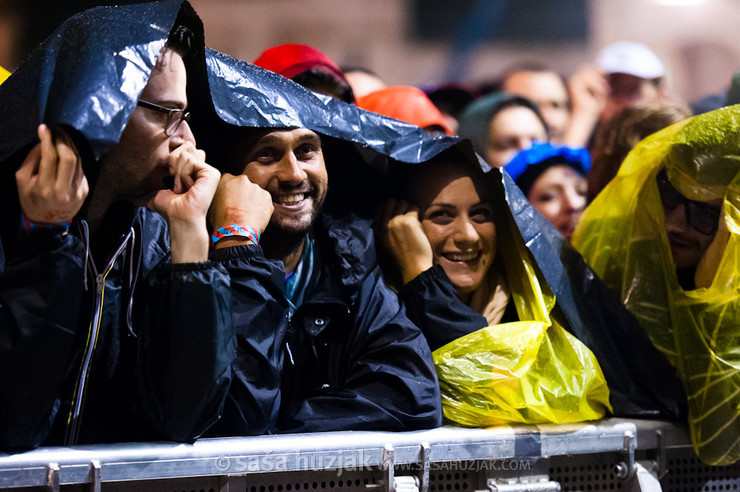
[20,212,71,232]
[211,224,260,245]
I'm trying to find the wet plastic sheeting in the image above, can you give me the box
[200,50,685,424]
[0,0,194,162]
[574,105,740,465]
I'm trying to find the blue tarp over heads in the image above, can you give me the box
[0,0,201,163]
[196,50,686,421]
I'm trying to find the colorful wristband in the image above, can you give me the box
[20,212,71,232]
[211,224,260,245]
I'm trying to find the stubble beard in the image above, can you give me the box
[259,194,326,262]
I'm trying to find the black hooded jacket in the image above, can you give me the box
[0,2,234,450]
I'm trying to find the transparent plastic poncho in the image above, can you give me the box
[574,104,740,465]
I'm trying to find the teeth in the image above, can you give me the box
[444,252,478,262]
[278,193,305,204]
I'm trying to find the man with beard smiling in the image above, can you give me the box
[206,125,442,434]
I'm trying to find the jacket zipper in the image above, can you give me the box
[64,230,132,445]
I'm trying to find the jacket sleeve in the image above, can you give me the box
[206,244,286,437]
[400,265,488,351]
[136,258,235,442]
[0,229,86,450]
[278,267,443,433]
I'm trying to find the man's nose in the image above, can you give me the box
[666,203,690,232]
[276,152,307,182]
[170,120,196,148]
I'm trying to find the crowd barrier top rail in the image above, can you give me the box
[0,418,654,489]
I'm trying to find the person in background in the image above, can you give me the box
[559,41,671,150]
[457,93,548,168]
[425,83,479,135]
[573,105,740,465]
[357,86,454,135]
[501,63,570,143]
[342,66,386,99]
[588,103,690,202]
[505,142,590,242]
[595,41,671,124]
[255,44,355,103]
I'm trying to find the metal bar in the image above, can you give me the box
[46,463,59,492]
[418,442,430,492]
[89,460,101,492]
[383,444,395,492]
[0,420,652,489]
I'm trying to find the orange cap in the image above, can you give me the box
[357,86,454,135]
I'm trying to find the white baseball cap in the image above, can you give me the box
[595,41,665,79]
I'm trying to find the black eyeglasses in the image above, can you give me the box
[136,100,191,136]
[656,170,721,236]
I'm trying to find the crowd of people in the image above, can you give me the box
[1,0,739,468]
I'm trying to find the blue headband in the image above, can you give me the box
[505,141,591,182]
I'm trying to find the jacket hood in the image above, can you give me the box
[457,92,547,160]
[0,0,204,164]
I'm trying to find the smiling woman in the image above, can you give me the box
[379,149,612,427]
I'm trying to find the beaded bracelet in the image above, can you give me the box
[20,212,71,232]
[211,224,260,245]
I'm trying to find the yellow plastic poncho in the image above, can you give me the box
[573,105,740,465]
[433,201,612,427]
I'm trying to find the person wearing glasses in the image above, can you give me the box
[0,3,232,450]
[573,106,740,465]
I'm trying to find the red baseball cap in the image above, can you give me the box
[254,44,348,85]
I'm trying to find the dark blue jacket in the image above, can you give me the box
[209,214,442,435]
[0,206,233,449]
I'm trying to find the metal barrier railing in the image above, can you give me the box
[0,419,738,492]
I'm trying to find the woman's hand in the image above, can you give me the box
[382,199,434,284]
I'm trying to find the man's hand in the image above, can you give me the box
[382,199,434,284]
[16,124,89,225]
[208,173,273,250]
[148,142,220,263]
[563,66,609,147]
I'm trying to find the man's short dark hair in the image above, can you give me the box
[165,25,196,60]
[292,68,355,104]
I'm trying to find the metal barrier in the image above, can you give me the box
[1,419,739,491]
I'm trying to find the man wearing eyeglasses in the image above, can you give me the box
[656,169,723,290]
[1,3,232,450]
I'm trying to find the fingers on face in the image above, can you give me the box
[169,142,210,194]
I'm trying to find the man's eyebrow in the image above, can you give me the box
[255,130,321,145]
[151,99,187,109]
